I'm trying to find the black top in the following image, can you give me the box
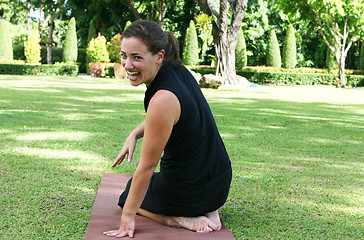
[119,62,232,217]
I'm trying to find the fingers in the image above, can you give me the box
[103,229,134,238]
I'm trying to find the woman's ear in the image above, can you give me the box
[157,50,165,64]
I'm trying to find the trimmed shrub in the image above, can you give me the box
[0,19,13,60]
[63,17,78,63]
[283,24,296,69]
[182,20,199,66]
[107,33,122,63]
[124,21,132,32]
[0,63,79,76]
[87,20,97,43]
[189,66,364,86]
[267,29,281,68]
[86,33,110,63]
[24,28,41,63]
[326,47,337,71]
[360,42,364,71]
[235,27,247,69]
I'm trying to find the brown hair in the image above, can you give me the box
[122,20,181,64]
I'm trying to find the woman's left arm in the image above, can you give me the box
[104,90,180,238]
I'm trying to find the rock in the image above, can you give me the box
[186,67,202,83]
[199,74,224,89]
[235,75,252,88]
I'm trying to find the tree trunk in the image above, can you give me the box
[47,18,54,65]
[196,0,247,85]
[214,25,237,84]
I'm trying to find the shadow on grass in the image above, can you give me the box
[1,76,363,239]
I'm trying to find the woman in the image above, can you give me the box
[103,20,232,238]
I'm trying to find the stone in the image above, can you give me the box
[199,74,224,89]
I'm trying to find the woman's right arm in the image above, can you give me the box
[112,122,145,167]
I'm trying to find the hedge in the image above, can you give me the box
[0,63,79,76]
[190,66,364,86]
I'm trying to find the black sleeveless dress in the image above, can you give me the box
[118,62,232,217]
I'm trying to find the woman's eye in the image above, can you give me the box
[134,56,142,60]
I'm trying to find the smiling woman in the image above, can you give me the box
[103,20,232,238]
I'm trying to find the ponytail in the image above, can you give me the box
[122,20,181,64]
[164,31,181,64]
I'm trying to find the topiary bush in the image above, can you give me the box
[282,24,296,69]
[24,28,41,63]
[63,17,78,63]
[182,20,199,66]
[267,29,281,68]
[0,18,13,60]
[86,33,110,63]
[360,42,364,71]
[236,27,247,69]
[107,33,122,63]
[87,20,97,44]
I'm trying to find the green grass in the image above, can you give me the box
[1,75,363,239]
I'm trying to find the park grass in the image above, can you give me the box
[0,74,363,239]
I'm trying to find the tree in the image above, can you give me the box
[63,17,78,63]
[26,0,68,64]
[276,0,364,86]
[182,20,199,66]
[24,27,41,63]
[282,24,296,68]
[235,27,247,68]
[0,18,13,60]
[267,29,281,67]
[196,0,248,84]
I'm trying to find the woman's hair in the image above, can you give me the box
[122,20,181,64]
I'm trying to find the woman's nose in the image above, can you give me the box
[122,58,133,69]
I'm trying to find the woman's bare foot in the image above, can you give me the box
[172,216,213,232]
[205,210,222,231]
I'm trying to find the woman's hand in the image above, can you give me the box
[103,216,135,238]
[112,123,145,167]
[112,134,137,167]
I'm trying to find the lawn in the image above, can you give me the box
[0,75,363,239]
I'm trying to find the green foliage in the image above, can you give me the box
[24,28,41,63]
[107,33,122,63]
[0,19,13,60]
[235,27,248,69]
[195,14,213,57]
[86,33,110,63]
[182,20,199,66]
[0,62,79,76]
[326,47,337,71]
[190,66,364,86]
[282,24,296,69]
[123,21,132,32]
[267,29,281,67]
[87,20,97,44]
[63,17,78,63]
[360,42,364,70]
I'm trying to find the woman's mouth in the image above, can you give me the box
[127,71,140,80]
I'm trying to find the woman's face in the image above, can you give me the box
[120,37,164,87]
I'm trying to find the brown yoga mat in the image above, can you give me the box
[84,173,236,240]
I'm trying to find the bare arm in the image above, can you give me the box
[104,90,180,238]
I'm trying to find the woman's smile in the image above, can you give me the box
[120,37,164,87]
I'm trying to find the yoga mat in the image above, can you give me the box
[84,173,236,240]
